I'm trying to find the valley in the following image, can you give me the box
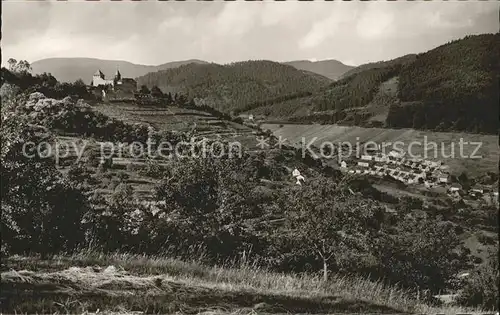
[2,27,499,315]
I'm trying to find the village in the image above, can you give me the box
[339,147,498,202]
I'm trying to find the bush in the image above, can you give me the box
[138,160,167,179]
[1,116,89,257]
[373,218,468,292]
[458,251,499,310]
[233,117,244,124]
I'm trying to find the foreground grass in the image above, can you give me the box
[0,252,486,314]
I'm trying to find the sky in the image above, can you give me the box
[2,1,499,67]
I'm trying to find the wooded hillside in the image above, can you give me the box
[136,60,331,112]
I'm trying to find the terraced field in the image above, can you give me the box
[94,102,254,138]
[53,102,318,202]
[262,123,499,176]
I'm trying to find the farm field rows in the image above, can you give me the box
[94,102,251,135]
[262,124,499,176]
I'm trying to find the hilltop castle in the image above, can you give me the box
[91,69,137,92]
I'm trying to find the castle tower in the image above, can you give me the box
[114,69,122,82]
[92,69,105,86]
[93,69,105,79]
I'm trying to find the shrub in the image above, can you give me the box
[1,116,89,257]
[458,251,499,310]
[373,218,467,292]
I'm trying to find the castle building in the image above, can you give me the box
[91,69,115,87]
[91,69,137,91]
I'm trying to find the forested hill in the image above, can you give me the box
[386,33,500,134]
[136,60,331,113]
[284,59,354,81]
[244,33,500,134]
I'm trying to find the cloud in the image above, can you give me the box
[356,3,395,40]
[214,2,259,37]
[298,3,359,49]
[2,1,498,66]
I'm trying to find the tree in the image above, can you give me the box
[165,92,173,104]
[280,177,385,281]
[1,112,88,257]
[74,79,86,87]
[176,94,188,106]
[154,157,264,260]
[458,250,499,310]
[7,58,17,72]
[17,60,32,74]
[150,85,163,98]
[139,85,150,94]
[373,218,467,292]
[458,171,471,190]
[7,59,31,74]
[0,83,20,104]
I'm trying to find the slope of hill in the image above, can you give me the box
[247,34,499,134]
[339,54,417,80]
[30,58,208,83]
[284,59,354,81]
[136,60,331,113]
[387,33,500,134]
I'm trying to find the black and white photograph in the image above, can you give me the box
[1,1,499,314]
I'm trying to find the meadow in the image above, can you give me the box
[1,253,487,315]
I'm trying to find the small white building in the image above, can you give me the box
[428,160,442,168]
[439,174,451,183]
[295,175,305,185]
[248,114,254,121]
[388,150,402,158]
[340,161,347,168]
[358,161,369,167]
[360,155,373,161]
[449,183,462,193]
[471,187,484,194]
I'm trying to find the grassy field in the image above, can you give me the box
[0,253,486,315]
[262,124,499,176]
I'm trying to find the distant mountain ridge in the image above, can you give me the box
[243,33,500,134]
[136,60,331,113]
[284,59,354,81]
[30,58,209,83]
[31,57,355,84]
